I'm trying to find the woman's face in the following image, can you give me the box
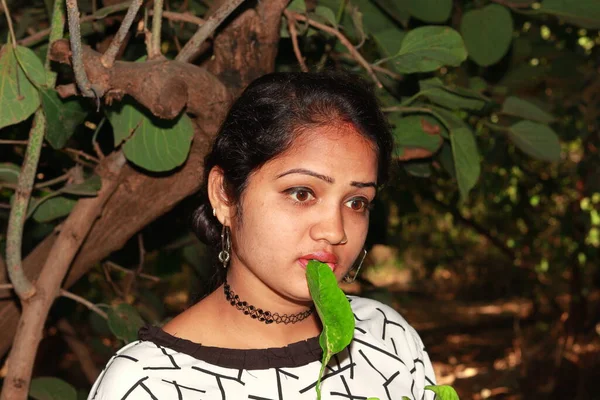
[214,124,378,304]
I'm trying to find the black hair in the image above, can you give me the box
[191,71,393,294]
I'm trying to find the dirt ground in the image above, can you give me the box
[353,253,600,400]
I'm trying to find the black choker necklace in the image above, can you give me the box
[223,279,314,325]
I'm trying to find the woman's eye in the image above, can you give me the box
[346,198,369,212]
[288,188,315,203]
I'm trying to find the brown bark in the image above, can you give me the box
[0,128,213,357]
[0,1,289,361]
[1,152,126,400]
[49,39,230,123]
[207,0,289,94]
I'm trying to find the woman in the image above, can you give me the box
[89,72,436,399]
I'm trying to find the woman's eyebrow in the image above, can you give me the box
[351,181,377,188]
[276,168,334,183]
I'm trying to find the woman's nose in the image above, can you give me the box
[309,206,346,245]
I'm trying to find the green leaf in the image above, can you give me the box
[373,0,410,26]
[419,79,486,111]
[306,261,355,400]
[107,100,194,172]
[404,161,432,177]
[40,88,88,149]
[0,163,20,184]
[0,45,45,130]
[501,96,555,124]
[507,121,561,161]
[313,6,338,27]
[390,26,467,74]
[29,377,77,400]
[287,0,306,12]
[425,385,460,400]
[107,303,145,343]
[389,114,445,158]
[460,4,514,67]
[438,141,456,179]
[61,175,102,196]
[408,0,452,23]
[436,109,480,199]
[539,0,600,29]
[31,195,77,223]
[373,28,406,60]
[349,0,397,35]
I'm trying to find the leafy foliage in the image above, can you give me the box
[29,377,77,400]
[107,303,145,343]
[1,0,600,398]
[107,100,194,172]
[0,45,45,129]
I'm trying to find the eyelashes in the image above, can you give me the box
[283,187,371,212]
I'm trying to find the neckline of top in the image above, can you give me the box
[138,324,323,370]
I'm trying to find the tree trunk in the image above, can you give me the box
[0,0,288,360]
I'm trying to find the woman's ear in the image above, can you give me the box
[207,166,234,226]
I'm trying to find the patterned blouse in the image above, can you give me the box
[88,296,437,400]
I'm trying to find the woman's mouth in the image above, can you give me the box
[298,251,338,271]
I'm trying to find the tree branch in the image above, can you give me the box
[176,0,246,63]
[100,0,143,68]
[0,0,17,48]
[6,113,46,300]
[0,152,126,400]
[285,11,308,72]
[19,1,132,47]
[60,289,108,319]
[65,0,95,98]
[50,39,230,120]
[286,10,383,89]
[150,0,164,59]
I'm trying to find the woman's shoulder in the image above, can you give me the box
[348,295,426,354]
[87,340,176,400]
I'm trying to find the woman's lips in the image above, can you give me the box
[298,252,338,271]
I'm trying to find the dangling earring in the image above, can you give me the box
[218,225,231,269]
[343,249,367,284]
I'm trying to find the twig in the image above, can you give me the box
[101,0,144,68]
[105,260,160,282]
[150,0,164,59]
[0,141,99,164]
[56,319,99,384]
[19,1,133,47]
[61,147,100,163]
[176,0,246,63]
[60,289,108,319]
[35,172,71,189]
[0,0,17,48]
[334,52,403,80]
[92,118,106,160]
[0,284,13,290]
[287,11,382,89]
[103,263,124,297]
[124,233,146,297]
[0,140,29,145]
[65,0,96,98]
[491,0,535,8]
[161,10,204,26]
[285,12,308,72]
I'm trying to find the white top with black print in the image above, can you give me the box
[88,296,437,400]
